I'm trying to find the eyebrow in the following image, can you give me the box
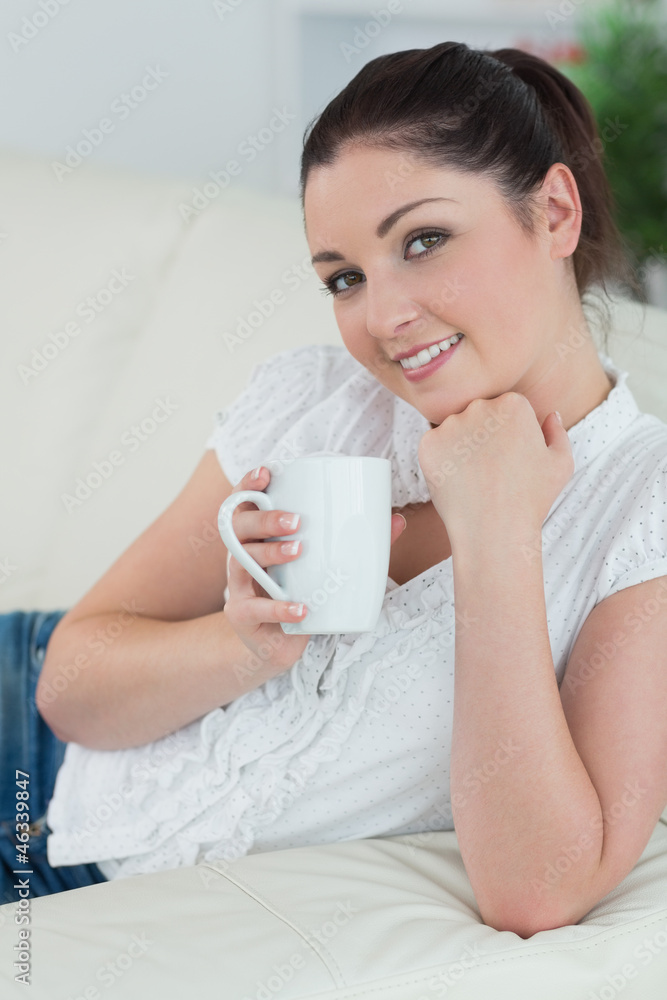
[310,197,458,265]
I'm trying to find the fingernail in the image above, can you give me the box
[289,603,305,616]
[251,466,263,480]
[279,513,300,530]
[554,411,563,426]
[396,513,407,530]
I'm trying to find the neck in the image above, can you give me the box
[524,308,614,432]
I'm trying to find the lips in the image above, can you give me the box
[399,333,463,369]
[400,332,463,381]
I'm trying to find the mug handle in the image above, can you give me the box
[217,491,291,603]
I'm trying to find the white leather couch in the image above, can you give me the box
[1,148,667,998]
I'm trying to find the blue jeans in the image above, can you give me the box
[0,610,108,903]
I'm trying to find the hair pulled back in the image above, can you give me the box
[300,41,635,305]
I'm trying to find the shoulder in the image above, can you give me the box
[600,412,667,507]
[211,343,369,428]
[542,398,667,605]
[564,358,667,508]
[616,410,667,464]
[248,343,364,388]
[205,344,391,483]
[589,414,667,601]
[244,343,388,420]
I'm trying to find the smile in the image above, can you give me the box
[399,333,463,381]
[399,333,464,369]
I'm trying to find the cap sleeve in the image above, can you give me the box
[204,346,326,485]
[596,458,667,602]
[205,342,413,498]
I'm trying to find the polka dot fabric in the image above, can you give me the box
[46,345,667,876]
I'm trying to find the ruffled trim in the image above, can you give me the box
[47,571,455,876]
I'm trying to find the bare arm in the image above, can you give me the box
[450,534,667,937]
[36,451,273,750]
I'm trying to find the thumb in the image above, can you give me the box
[542,411,572,460]
[390,512,407,545]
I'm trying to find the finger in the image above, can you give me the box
[227,533,303,600]
[230,466,270,514]
[230,568,307,625]
[390,512,407,546]
[234,466,269,491]
[232,508,301,544]
[541,410,569,452]
[541,413,575,488]
[227,552,273,601]
[227,532,302,580]
[229,468,302,543]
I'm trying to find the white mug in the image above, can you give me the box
[217,455,392,634]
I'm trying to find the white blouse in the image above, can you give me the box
[46,344,667,879]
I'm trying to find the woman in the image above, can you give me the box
[3,41,667,937]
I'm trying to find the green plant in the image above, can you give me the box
[556,0,667,276]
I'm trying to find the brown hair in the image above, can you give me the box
[299,41,640,334]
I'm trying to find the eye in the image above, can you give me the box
[406,230,448,257]
[320,271,364,297]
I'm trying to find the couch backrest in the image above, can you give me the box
[0,148,665,609]
[0,149,341,608]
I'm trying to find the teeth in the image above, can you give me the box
[400,333,463,369]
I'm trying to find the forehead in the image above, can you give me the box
[303,145,501,244]
[304,145,450,210]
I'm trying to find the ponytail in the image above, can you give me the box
[489,47,636,302]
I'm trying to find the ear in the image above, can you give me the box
[539,162,582,261]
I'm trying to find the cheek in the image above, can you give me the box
[457,237,543,326]
[335,308,374,365]
[337,317,398,383]
[335,304,362,346]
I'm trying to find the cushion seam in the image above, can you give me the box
[199,864,346,987]
[305,909,667,1000]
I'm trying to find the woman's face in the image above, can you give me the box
[304,145,577,427]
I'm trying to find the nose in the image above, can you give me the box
[364,267,423,352]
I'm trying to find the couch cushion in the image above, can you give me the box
[2,822,667,999]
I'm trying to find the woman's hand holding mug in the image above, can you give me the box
[222,466,313,671]
[219,458,407,672]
